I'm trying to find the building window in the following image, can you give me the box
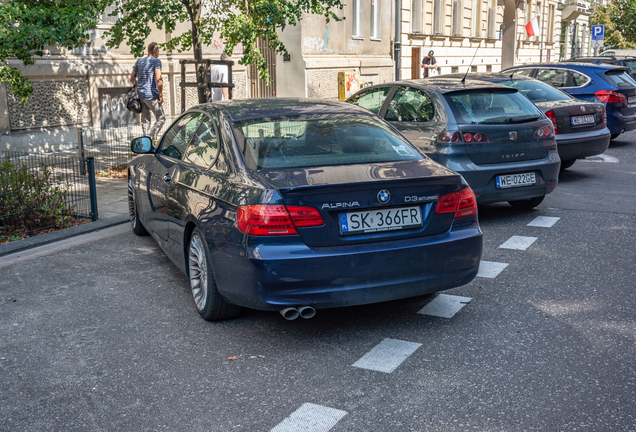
[472,0,482,37]
[412,0,423,33]
[547,4,555,42]
[353,0,364,38]
[452,0,462,36]
[433,0,444,34]
[370,0,381,39]
[100,3,119,25]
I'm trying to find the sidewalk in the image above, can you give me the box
[0,177,130,257]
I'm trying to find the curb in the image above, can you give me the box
[0,215,130,257]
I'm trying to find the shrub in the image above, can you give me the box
[0,158,74,241]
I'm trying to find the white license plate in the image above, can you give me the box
[496,172,536,189]
[629,95,636,104]
[339,206,422,235]
[571,114,595,126]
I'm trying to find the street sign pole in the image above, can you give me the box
[591,25,605,54]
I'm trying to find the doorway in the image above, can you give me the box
[411,47,421,80]
[249,37,277,97]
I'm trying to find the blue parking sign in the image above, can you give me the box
[592,25,604,40]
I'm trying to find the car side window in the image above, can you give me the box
[512,69,534,77]
[184,117,219,168]
[158,113,203,160]
[385,87,435,122]
[349,87,392,114]
[571,71,589,87]
[536,68,568,87]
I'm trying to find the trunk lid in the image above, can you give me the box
[252,160,463,247]
[458,119,553,165]
[535,100,604,135]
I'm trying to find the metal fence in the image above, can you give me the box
[0,152,97,242]
[79,117,176,174]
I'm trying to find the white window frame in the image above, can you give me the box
[352,0,365,38]
[370,0,381,39]
[412,0,423,33]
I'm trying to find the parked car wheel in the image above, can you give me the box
[611,133,620,140]
[508,196,545,209]
[560,159,576,170]
[188,229,241,321]
[128,179,148,236]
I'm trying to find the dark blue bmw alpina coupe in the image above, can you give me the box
[128,99,483,321]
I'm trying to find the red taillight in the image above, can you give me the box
[595,90,627,104]
[461,132,489,143]
[286,206,325,228]
[437,131,462,143]
[435,187,478,218]
[236,205,324,236]
[545,110,558,135]
[602,105,607,128]
[534,125,553,139]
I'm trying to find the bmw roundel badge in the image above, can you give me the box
[378,189,391,203]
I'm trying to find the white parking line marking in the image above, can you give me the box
[527,216,560,228]
[499,235,538,250]
[352,338,422,373]
[580,154,619,163]
[477,261,509,278]
[270,403,347,432]
[418,294,472,318]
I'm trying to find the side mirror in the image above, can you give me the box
[131,136,155,154]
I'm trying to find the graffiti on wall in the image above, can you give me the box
[304,26,332,54]
[347,39,361,53]
[99,88,136,128]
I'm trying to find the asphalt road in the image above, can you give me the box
[1,131,635,432]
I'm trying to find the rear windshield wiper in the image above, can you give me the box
[505,115,542,123]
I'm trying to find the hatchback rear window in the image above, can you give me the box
[601,69,636,88]
[443,90,544,124]
[233,114,422,170]
[501,80,572,102]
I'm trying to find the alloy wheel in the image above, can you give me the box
[188,234,208,311]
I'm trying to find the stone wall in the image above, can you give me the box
[306,69,342,99]
[7,79,91,130]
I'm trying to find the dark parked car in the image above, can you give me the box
[443,73,610,170]
[127,99,483,321]
[562,56,636,80]
[501,62,636,140]
[347,79,560,209]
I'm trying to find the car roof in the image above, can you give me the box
[192,98,375,122]
[440,72,538,82]
[504,62,626,71]
[367,78,516,94]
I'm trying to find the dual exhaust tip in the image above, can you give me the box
[280,306,316,320]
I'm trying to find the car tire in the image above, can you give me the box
[508,196,545,210]
[560,159,576,170]
[128,178,148,236]
[187,228,241,321]
[611,133,620,140]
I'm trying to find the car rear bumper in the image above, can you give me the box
[433,152,561,204]
[556,128,611,161]
[210,222,483,311]
[607,110,636,134]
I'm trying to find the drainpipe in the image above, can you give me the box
[394,0,402,80]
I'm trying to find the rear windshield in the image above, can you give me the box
[500,80,572,102]
[443,90,544,124]
[232,114,422,170]
[601,70,636,88]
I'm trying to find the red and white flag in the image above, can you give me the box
[525,16,540,37]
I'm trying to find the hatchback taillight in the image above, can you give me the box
[595,90,627,104]
[236,205,324,236]
[463,132,489,143]
[545,110,558,135]
[435,187,478,218]
[534,125,554,139]
[437,131,462,143]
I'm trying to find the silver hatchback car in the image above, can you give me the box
[347,78,561,209]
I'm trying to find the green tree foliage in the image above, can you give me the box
[104,0,344,103]
[0,0,110,104]
[592,0,636,49]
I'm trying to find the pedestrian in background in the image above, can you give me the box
[130,42,165,139]
[210,53,232,102]
[421,50,438,77]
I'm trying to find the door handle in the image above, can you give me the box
[163,174,171,182]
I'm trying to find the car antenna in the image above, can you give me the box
[461,40,482,86]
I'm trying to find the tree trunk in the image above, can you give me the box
[189,0,207,104]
